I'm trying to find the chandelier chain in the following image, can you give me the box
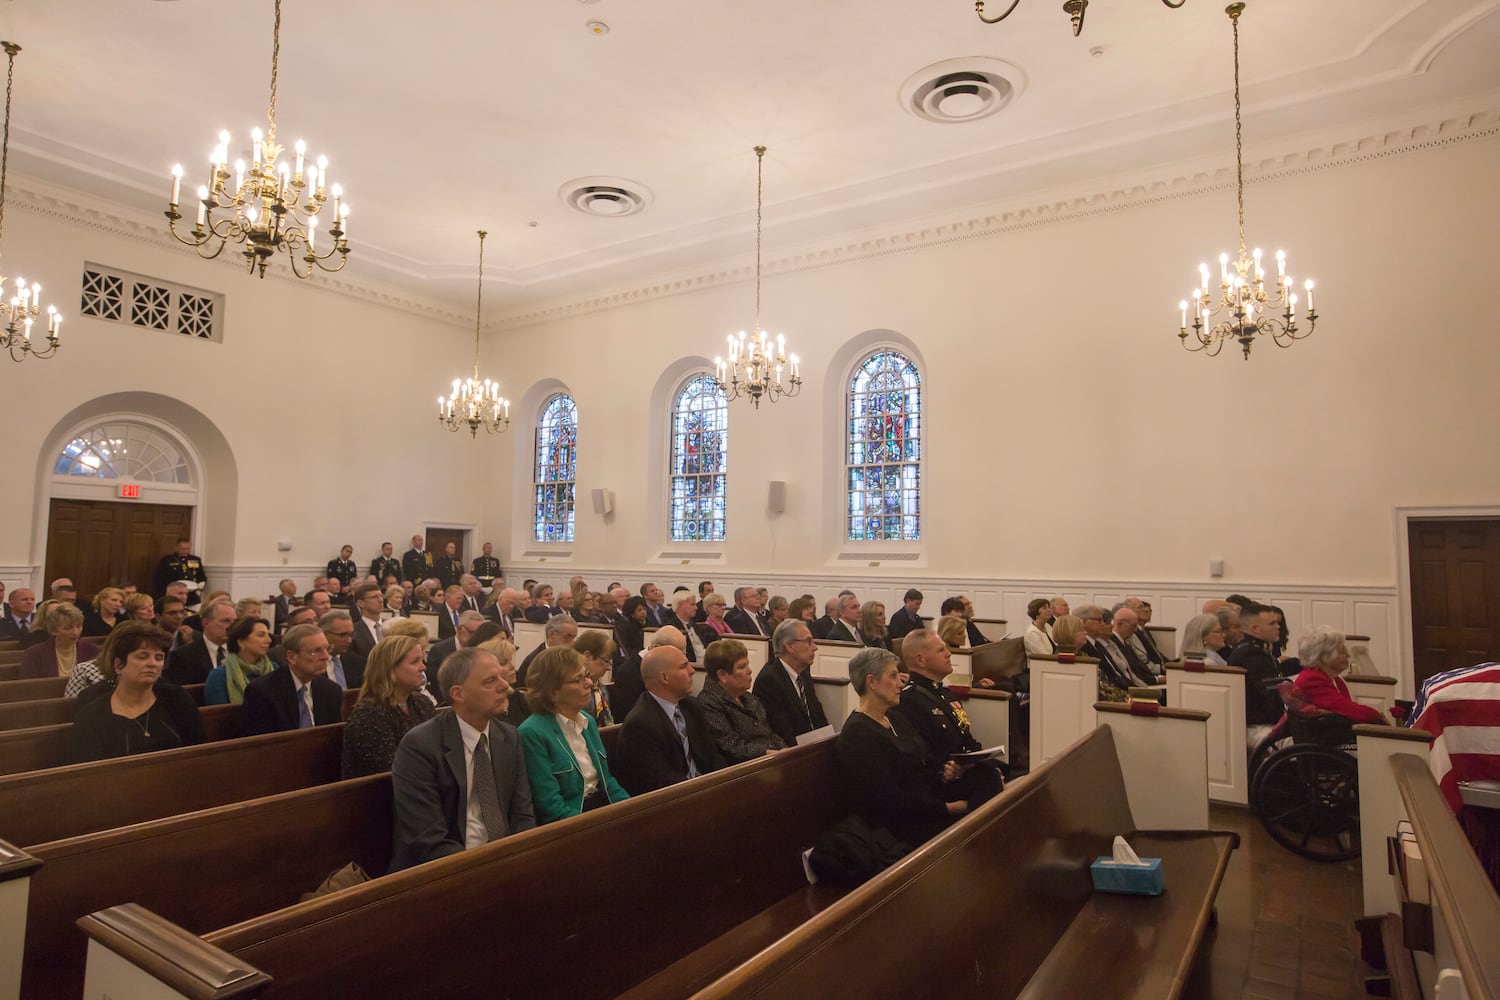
[472,229,486,375]
[0,42,16,254]
[1231,3,1244,256]
[754,145,765,330]
[267,0,281,141]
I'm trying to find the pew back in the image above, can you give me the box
[0,678,67,704]
[206,743,846,1000]
[23,774,393,1000]
[1164,661,1249,806]
[810,639,861,681]
[0,723,346,846]
[513,619,545,654]
[1095,702,1210,830]
[1344,673,1397,718]
[1027,654,1099,767]
[0,701,248,777]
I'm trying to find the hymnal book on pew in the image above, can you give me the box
[949,745,1005,763]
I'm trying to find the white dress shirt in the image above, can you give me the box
[556,713,599,797]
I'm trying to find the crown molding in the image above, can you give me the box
[7,177,473,329]
[488,102,1500,332]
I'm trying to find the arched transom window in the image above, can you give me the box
[533,394,577,543]
[54,420,192,484]
[846,350,921,541]
[669,374,728,542]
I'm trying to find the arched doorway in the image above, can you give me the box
[43,416,203,599]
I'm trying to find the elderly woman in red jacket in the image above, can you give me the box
[1291,625,1384,725]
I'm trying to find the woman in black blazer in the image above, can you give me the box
[860,601,893,651]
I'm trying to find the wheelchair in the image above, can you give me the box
[1248,681,1361,862]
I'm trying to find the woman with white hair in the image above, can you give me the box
[1291,626,1384,724]
[1179,614,1230,666]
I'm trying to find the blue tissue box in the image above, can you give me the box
[1089,856,1164,895]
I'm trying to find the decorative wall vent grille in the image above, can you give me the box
[80,264,224,342]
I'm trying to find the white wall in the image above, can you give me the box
[0,183,485,589]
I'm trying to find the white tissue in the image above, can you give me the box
[1111,835,1147,866]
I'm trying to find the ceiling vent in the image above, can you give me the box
[899,57,1025,124]
[559,177,652,217]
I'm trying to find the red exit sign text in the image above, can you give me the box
[118,484,141,499]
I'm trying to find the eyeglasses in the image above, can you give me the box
[787,636,817,646]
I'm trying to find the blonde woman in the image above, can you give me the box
[82,587,126,638]
[341,634,437,779]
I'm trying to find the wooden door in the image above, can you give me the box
[425,528,465,565]
[1408,518,1500,687]
[45,499,193,600]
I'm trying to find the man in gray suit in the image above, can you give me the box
[389,647,535,872]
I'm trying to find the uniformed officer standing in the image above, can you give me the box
[402,534,431,584]
[369,541,403,584]
[434,541,464,591]
[326,545,358,596]
[471,541,501,591]
[891,629,1004,804]
[153,538,208,607]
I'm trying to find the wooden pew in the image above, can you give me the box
[1095,702,1210,830]
[810,638,861,681]
[0,723,347,847]
[0,684,207,733]
[0,678,67,704]
[969,618,1008,643]
[1356,724,1436,920]
[688,725,1238,999]
[0,687,356,778]
[20,774,393,1000]
[0,666,19,683]
[1145,625,1177,660]
[513,618,545,654]
[1345,673,1397,719]
[1384,753,1500,999]
[0,840,42,1000]
[1027,653,1099,769]
[87,743,851,999]
[1164,660,1249,806]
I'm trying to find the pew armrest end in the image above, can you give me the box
[0,839,41,883]
[78,903,272,999]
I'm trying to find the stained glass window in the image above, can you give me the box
[846,351,921,541]
[54,421,192,483]
[670,375,728,542]
[533,394,577,543]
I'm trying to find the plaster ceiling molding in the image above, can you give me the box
[488,99,1500,330]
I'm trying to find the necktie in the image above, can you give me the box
[673,707,700,778]
[796,670,815,718]
[296,684,314,728]
[452,609,460,627]
[329,656,347,689]
[374,620,383,640]
[215,644,225,666]
[471,732,507,841]
[679,622,696,662]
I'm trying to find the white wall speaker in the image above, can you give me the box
[591,488,614,515]
[767,480,786,513]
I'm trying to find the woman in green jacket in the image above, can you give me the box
[518,646,630,823]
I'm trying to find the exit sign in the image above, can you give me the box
[118,484,141,499]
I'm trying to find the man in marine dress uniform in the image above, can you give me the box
[153,538,208,607]
[892,629,1006,802]
[326,545,359,599]
[472,542,502,592]
[402,534,432,585]
[434,542,465,591]
[370,541,402,585]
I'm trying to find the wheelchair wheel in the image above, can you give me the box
[1250,745,1360,862]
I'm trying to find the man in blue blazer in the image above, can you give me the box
[389,647,535,872]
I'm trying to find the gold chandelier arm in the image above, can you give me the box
[974,0,1023,25]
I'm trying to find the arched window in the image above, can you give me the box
[669,375,728,542]
[54,420,193,483]
[533,394,577,543]
[846,350,921,541]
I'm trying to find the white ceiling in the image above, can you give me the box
[3,0,1499,318]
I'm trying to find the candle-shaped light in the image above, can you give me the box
[315,156,328,197]
[250,128,262,171]
[294,140,306,180]
[1304,280,1314,311]
[277,161,290,203]
[307,216,317,253]
[1289,293,1297,323]
[1275,249,1286,278]
[1220,253,1229,284]
[170,164,183,206]
[234,160,246,195]
[338,203,349,237]
[196,186,208,227]
[49,307,60,339]
[1180,300,1188,328]
[1252,247,1262,281]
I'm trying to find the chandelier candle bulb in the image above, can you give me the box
[1304,281,1314,310]
[294,139,305,178]
[195,188,207,227]
[170,165,182,206]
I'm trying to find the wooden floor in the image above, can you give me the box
[1187,804,1369,1000]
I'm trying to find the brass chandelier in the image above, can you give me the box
[438,230,510,437]
[976,0,1186,36]
[166,0,350,279]
[714,146,801,409]
[1179,3,1316,359]
[0,42,61,363]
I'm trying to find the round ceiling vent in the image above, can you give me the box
[898,57,1025,124]
[559,177,652,218]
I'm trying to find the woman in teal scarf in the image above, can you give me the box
[205,616,275,705]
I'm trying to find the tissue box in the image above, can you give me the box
[1090,856,1164,895]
